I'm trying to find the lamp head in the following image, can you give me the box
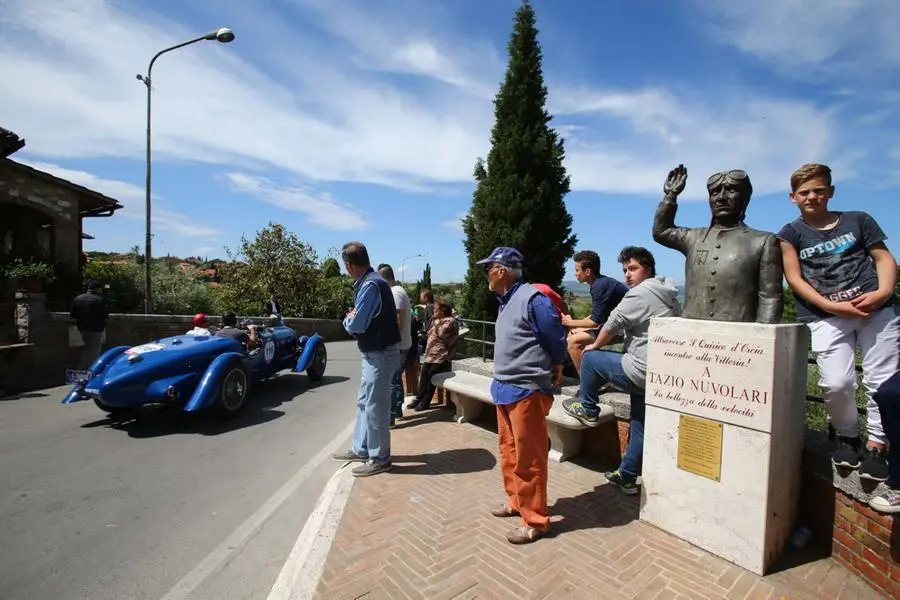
[213,27,235,43]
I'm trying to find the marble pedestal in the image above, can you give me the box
[639,318,808,576]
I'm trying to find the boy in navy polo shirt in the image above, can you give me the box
[561,250,627,373]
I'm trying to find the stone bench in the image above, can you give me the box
[431,370,615,463]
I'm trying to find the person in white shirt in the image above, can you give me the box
[186,313,213,336]
[378,264,412,427]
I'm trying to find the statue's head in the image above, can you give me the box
[706,169,752,226]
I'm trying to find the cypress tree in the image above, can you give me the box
[421,263,432,291]
[461,0,576,322]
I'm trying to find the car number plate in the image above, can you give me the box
[65,370,92,384]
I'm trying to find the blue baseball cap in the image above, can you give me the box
[476,247,524,269]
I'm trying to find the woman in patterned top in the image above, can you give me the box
[409,299,459,411]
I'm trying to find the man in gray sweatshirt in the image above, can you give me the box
[562,246,682,495]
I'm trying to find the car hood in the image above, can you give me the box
[103,335,242,377]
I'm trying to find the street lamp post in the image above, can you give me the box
[400,253,426,286]
[137,27,235,314]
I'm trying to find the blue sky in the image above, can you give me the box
[2,0,899,284]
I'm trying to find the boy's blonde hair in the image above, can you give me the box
[790,163,832,192]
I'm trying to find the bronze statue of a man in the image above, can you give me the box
[652,164,783,323]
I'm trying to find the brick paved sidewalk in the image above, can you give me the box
[314,409,880,600]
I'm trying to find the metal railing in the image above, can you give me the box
[457,317,867,423]
[457,318,496,362]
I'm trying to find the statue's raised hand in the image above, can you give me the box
[664,164,687,198]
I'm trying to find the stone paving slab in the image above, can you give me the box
[313,408,881,600]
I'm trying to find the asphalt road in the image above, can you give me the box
[0,341,363,600]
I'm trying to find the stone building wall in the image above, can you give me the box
[0,162,83,272]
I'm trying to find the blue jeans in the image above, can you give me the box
[874,371,900,487]
[352,345,403,464]
[579,350,646,481]
[390,348,408,420]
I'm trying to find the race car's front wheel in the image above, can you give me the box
[307,344,327,382]
[217,363,249,418]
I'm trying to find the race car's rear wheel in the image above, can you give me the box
[306,344,327,382]
[217,363,249,418]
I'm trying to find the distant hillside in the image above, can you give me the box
[562,280,590,297]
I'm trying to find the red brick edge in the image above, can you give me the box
[833,489,900,598]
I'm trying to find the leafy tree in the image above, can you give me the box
[82,260,222,314]
[321,257,341,278]
[150,264,221,315]
[84,260,144,312]
[461,1,576,321]
[129,245,144,265]
[218,223,352,318]
[782,287,797,323]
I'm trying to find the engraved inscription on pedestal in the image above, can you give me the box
[677,415,723,481]
[646,323,775,433]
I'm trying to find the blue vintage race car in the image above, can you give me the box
[62,320,327,418]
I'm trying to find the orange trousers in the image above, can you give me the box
[496,391,552,532]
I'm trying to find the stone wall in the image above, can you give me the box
[0,307,349,394]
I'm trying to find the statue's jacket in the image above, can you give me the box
[653,199,784,324]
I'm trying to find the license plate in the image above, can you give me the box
[65,370,92,384]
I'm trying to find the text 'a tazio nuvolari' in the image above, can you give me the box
[648,372,770,405]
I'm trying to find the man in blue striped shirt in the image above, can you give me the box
[333,242,403,477]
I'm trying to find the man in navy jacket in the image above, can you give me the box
[333,242,403,477]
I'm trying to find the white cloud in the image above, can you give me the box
[0,0,492,190]
[692,0,900,75]
[440,212,467,234]
[286,0,503,98]
[552,87,846,198]
[0,0,887,204]
[16,159,222,237]
[224,173,368,231]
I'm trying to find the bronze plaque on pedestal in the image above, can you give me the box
[677,415,723,481]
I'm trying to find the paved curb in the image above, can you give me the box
[266,464,355,600]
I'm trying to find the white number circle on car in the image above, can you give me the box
[264,340,276,363]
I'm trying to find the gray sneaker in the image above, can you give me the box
[333,450,367,463]
[869,488,900,514]
[352,460,393,477]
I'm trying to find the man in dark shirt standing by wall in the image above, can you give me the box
[561,250,627,373]
[333,241,403,477]
[70,279,109,369]
[477,247,567,545]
